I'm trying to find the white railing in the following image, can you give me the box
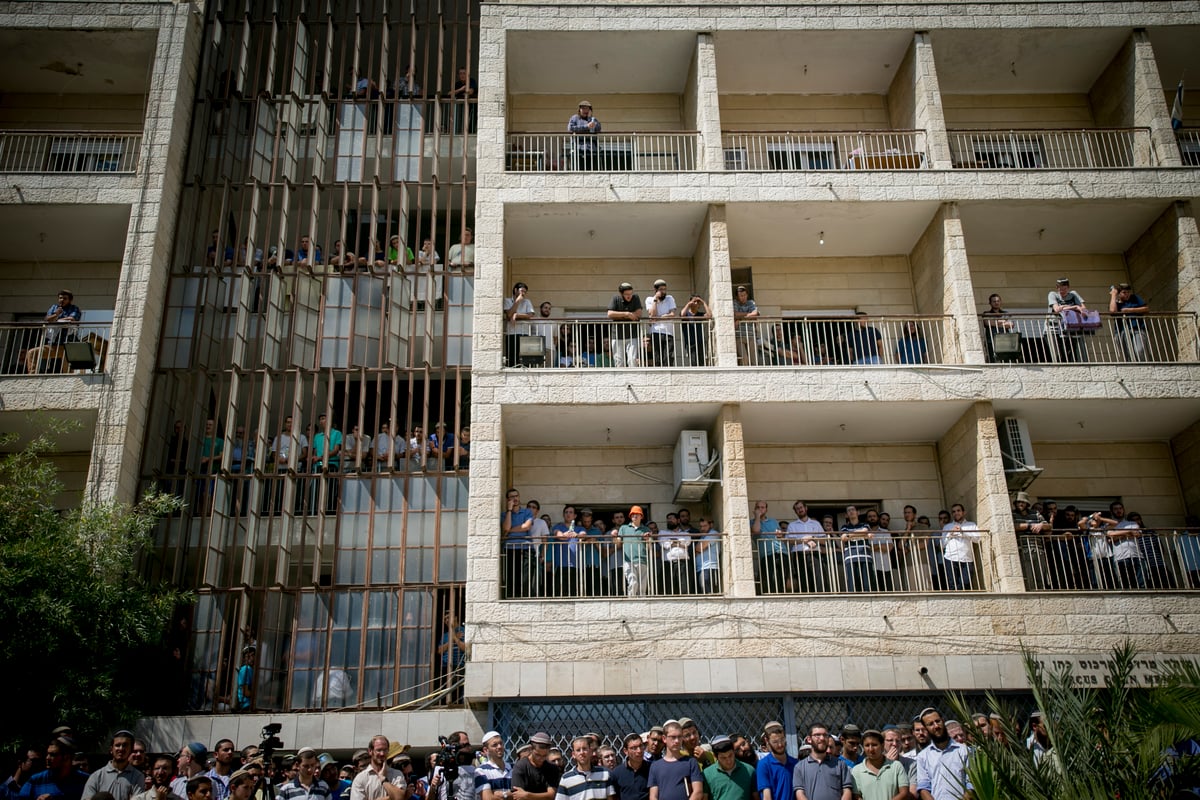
[1178,130,1200,166]
[502,318,715,368]
[721,130,926,171]
[1019,529,1200,592]
[505,132,699,172]
[979,312,1198,364]
[0,130,142,173]
[501,533,727,599]
[735,316,955,367]
[948,128,1153,169]
[754,531,991,594]
[0,321,110,375]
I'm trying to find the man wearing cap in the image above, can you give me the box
[644,730,665,763]
[475,733,512,800]
[1109,282,1149,361]
[82,731,144,800]
[645,280,677,367]
[554,737,613,800]
[134,756,186,800]
[611,734,650,800]
[1047,278,1088,363]
[792,724,851,800]
[607,283,644,368]
[618,506,653,596]
[278,749,329,800]
[678,720,712,770]
[914,709,969,800]
[755,722,795,800]
[647,722,701,800]
[172,746,209,800]
[350,737,406,800]
[702,738,754,800]
[19,735,87,800]
[226,768,258,800]
[1011,492,1048,589]
[511,734,560,800]
[567,101,602,170]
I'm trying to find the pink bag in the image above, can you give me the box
[1060,309,1100,332]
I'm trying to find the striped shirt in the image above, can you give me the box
[554,767,614,800]
[277,779,331,800]
[474,760,512,797]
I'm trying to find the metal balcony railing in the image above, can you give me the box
[1178,130,1200,166]
[979,312,1198,364]
[754,531,991,594]
[721,130,927,171]
[948,128,1153,169]
[0,321,111,375]
[1019,529,1200,592]
[0,130,142,173]
[500,533,727,599]
[505,132,699,172]
[502,317,716,368]
[735,315,956,367]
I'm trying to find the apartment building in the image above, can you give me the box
[3,0,1199,756]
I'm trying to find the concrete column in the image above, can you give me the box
[1172,418,1200,520]
[715,404,755,598]
[88,5,203,503]
[1125,200,1200,359]
[909,32,952,169]
[688,33,725,171]
[704,204,738,367]
[937,402,1024,594]
[910,203,985,364]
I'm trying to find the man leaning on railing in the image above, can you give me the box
[23,289,81,374]
[1109,282,1149,362]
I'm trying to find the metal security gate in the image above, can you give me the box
[491,692,1036,754]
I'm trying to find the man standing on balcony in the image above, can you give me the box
[786,501,827,593]
[502,488,536,598]
[619,506,653,597]
[567,101,602,170]
[840,506,875,592]
[608,282,644,368]
[849,312,884,365]
[448,229,475,270]
[645,280,678,367]
[505,282,536,367]
[940,504,981,591]
[732,286,759,365]
[1109,282,1149,362]
[1012,492,1048,589]
[1047,278,1088,363]
[752,500,786,594]
[25,289,82,374]
[981,293,1014,363]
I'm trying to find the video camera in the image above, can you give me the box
[434,736,473,784]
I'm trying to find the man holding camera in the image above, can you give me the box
[350,737,406,800]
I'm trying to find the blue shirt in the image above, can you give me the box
[696,531,721,571]
[915,741,970,800]
[505,508,536,550]
[17,771,88,800]
[755,753,798,800]
[647,759,701,800]
[754,517,786,557]
[611,761,651,800]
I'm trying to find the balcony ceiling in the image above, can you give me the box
[726,201,941,258]
[1147,26,1200,100]
[504,403,723,446]
[740,401,973,445]
[932,28,1129,94]
[991,399,1200,443]
[0,29,155,95]
[507,31,697,95]
[958,199,1171,255]
[0,409,97,453]
[0,204,131,262]
[714,30,913,95]
[505,203,708,258]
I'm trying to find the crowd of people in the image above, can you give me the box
[0,710,1064,800]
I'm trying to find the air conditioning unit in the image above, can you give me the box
[998,417,1043,491]
[673,429,721,503]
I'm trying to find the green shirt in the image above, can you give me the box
[619,523,651,564]
[703,760,755,800]
[850,759,907,800]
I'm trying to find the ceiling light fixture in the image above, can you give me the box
[818,231,825,246]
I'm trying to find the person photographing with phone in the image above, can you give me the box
[645,279,677,367]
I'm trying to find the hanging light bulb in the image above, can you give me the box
[818,231,825,245]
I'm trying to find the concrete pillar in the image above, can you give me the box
[688,33,725,171]
[89,5,203,503]
[715,404,755,598]
[937,402,1024,594]
[910,203,985,364]
[909,32,952,169]
[704,204,738,367]
[1088,31,1182,167]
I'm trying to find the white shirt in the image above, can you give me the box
[504,296,535,335]
[350,764,406,800]
[374,432,395,462]
[941,520,981,563]
[448,242,474,266]
[870,529,894,571]
[271,432,308,467]
[1112,520,1141,561]
[313,668,353,707]
[785,518,826,553]
[646,293,677,336]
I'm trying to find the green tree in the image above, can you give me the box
[950,642,1200,800]
[0,431,188,752]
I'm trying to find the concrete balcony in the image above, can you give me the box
[0,130,142,174]
[1019,528,1200,592]
[722,130,927,171]
[980,312,1199,365]
[947,128,1154,169]
[505,131,699,173]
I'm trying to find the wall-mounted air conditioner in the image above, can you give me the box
[999,417,1043,492]
[673,429,721,503]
